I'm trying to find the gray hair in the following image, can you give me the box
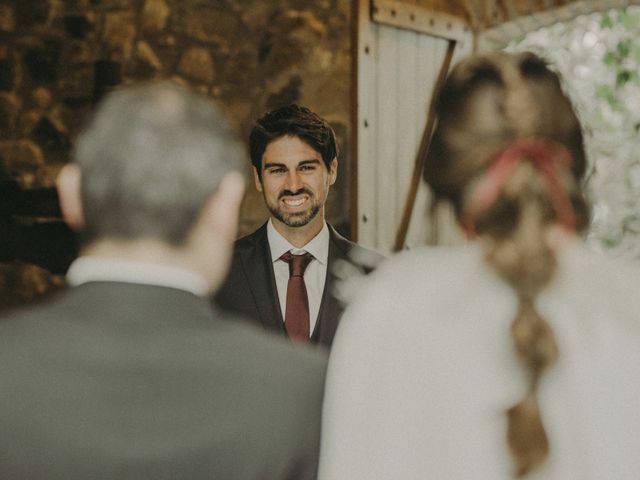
[73,82,244,246]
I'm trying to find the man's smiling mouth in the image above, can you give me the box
[283,197,306,207]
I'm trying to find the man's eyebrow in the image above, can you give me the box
[263,162,287,169]
[298,159,322,167]
[263,159,321,169]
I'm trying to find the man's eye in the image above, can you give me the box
[300,165,316,172]
[268,168,286,174]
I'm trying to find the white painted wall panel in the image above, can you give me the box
[355,1,378,248]
[375,24,400,249]
[356,1,472,253]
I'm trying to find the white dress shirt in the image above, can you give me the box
[267,219,329,335]
[66,256,209,296]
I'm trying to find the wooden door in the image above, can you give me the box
[354,0,473,253]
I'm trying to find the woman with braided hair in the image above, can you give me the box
[319,51,640,479]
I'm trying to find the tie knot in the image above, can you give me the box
[280,251,314,277]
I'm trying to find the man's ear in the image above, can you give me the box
[56,163,85,231]
[328,157,338,186]
[252,166,263,192]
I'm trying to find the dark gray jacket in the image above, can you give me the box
[0,281,327,480]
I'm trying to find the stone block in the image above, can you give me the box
[63,14,93,39]
[103,11,136,60]
[136,41,162,71]
[0,263,65,311]
[240,3,272,27]
[24,43,61,84]
[31,87,52,109]
[18,111,42,136]
[0,58,15,90]
[90,0,131,8]
[257,9,330,78]
[13,0,53,27]
[63,0,91,9]
[59,64,94,108]
[167,75,188,88]
[0,140,45,171]
[156,34,176,47]
[219,99,252,132]
[0,3,14,32]
[0,92,21,133]
[266,75,302,111]
[194,84,209,95]
[141,0,170,33]
[63,39,96,64]
[178,47,214,84]
[32,116,70,153]
[284,9,327,37]
[301,48,350,113]
[184,9,239,43]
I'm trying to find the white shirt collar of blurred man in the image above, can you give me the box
[66,256,209,296]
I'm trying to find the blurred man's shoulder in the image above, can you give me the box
[216,309,328,373]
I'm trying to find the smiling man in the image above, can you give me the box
[215,104,382,347]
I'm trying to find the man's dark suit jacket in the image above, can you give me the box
[0,281,327,480]
[215,222,383,347]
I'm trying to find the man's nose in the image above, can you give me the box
[285,171,303,191]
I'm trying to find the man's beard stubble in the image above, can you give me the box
[266,188,323,228]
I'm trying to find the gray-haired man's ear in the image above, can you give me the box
[189,170,245,293]
[207,170,245,243]
[56,163,85,232]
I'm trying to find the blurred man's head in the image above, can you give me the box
[57,82,245,291]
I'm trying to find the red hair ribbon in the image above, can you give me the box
[464,138,577,232]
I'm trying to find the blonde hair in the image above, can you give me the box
[424,51,589,477]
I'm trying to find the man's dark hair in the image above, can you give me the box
[249,104,338,179]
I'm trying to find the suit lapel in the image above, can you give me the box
[311,226,349,344]
[239,224,285,333]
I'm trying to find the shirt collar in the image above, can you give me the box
[66,256,210,296]
[266,218,330,265]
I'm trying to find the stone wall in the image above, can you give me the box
[0,0,352,309]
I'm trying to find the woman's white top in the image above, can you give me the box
[319,242,640,479]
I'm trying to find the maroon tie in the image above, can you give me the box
[280,251,314,342]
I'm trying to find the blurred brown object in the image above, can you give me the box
[0,262,66,313]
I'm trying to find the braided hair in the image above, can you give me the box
[423,51,589,477]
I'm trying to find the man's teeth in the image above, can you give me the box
[284,198,305,206]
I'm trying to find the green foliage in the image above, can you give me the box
[617,39,631,57]
[601,12,613,28]
[596,84,621,110]
[597,8,640,109]
[603,51,617,65]
[620,8,640,29]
